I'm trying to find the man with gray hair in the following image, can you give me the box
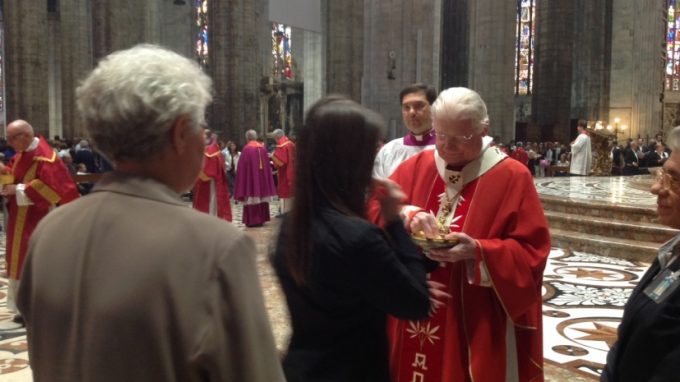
[16,44,284,382]
[233,129,277,227]
[367,87,550,381]
[270,128,296,213]
[601,125,680,381]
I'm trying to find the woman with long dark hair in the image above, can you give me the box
[272,96,440,381]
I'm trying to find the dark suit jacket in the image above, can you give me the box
[646,151,667,168]
[272,207,432,382]
[601,246,680,382]
[623,148,640,175]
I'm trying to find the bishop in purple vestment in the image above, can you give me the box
[234,130,277,227]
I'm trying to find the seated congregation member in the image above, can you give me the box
[601,125,680,382]
[272,96,445,382]
[367,87,550,381]
[17,44,284,382]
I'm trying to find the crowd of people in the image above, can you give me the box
[496,127,672,178]
[2,44,678,382]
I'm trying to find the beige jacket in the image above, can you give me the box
[17,172,284,382]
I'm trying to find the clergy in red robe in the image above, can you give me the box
[193,133,232,221]
[234,130,277,227]
[270,129,296,213]
[367,88,550,382]
[1,120,79,318]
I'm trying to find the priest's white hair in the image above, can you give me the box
[431,87,490,133]
[667,125,680,151]
[76,44,213,163]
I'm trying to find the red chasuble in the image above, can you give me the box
[5,137,80,280]
[367,146,550,382]
[193,142,232,221]
[271,136,296,198]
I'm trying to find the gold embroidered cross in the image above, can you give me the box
[448,174,461,184]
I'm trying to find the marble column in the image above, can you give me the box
[610,0,664,140]
[60,0,92,139]
[440,0,469,89]
[326,0,363,101]
[362,0,441,140]
[91,0,163,62]
[302,29,324,115]
[209,0,266,145]
[4,0,50,135]
[467,0,516,143]
[570,0,611,124]
[533,0,576,143]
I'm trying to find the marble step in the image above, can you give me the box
[540,194,658,223]
[545,210,678,244]
[550,228,659,263]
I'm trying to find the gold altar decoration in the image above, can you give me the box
[588,120,627,176]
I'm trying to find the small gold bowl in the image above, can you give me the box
[410,233,458,250]
[0,174,14,185]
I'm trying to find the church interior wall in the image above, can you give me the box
[0,0,673,144]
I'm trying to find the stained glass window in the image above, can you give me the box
[666,0,680,91]
[272,23,294,80]
[515,0,535,95]
[195,0,208,68]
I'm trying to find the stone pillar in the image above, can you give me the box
[631,0,664,139]
[209,0,266,145]
[440,0,468,89]
[303,30,324,114]
[610,0,664,141]
[4,0,50,135]
[362,0,441,140]
[92,0,163,61]
[60,0,92,139]
[48,10,62,139]
[161,1,194,59]
[326,0,363,101]
[570,0,611,123]
[533,0,576,143]
[468,0,516,143]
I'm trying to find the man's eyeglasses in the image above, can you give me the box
[655,168,680,192]
[434,131,475,145]
[6,132,25,141]
[401,102,428,113]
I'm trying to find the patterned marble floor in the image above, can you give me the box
[0,179,660,380]
[534,175,656,207]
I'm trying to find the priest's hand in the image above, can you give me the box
[426,232,477,263]
[427,280,451,316]
[1,184,16,197]
[410,211,438,238]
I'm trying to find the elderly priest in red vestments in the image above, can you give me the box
[270,129,295,214]
[234,129,277,227]
[367,87,550,382]
[0,119,79,323]
[192,130,232,221]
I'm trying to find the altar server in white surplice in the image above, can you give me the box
[569,119,592,176]
[373,83,438,178]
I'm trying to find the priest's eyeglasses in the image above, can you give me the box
[655,168,680,192]
[435,131,475,145]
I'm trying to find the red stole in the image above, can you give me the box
[193,143,232,221]
[389,175,479,382]
[271,137,295,198]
